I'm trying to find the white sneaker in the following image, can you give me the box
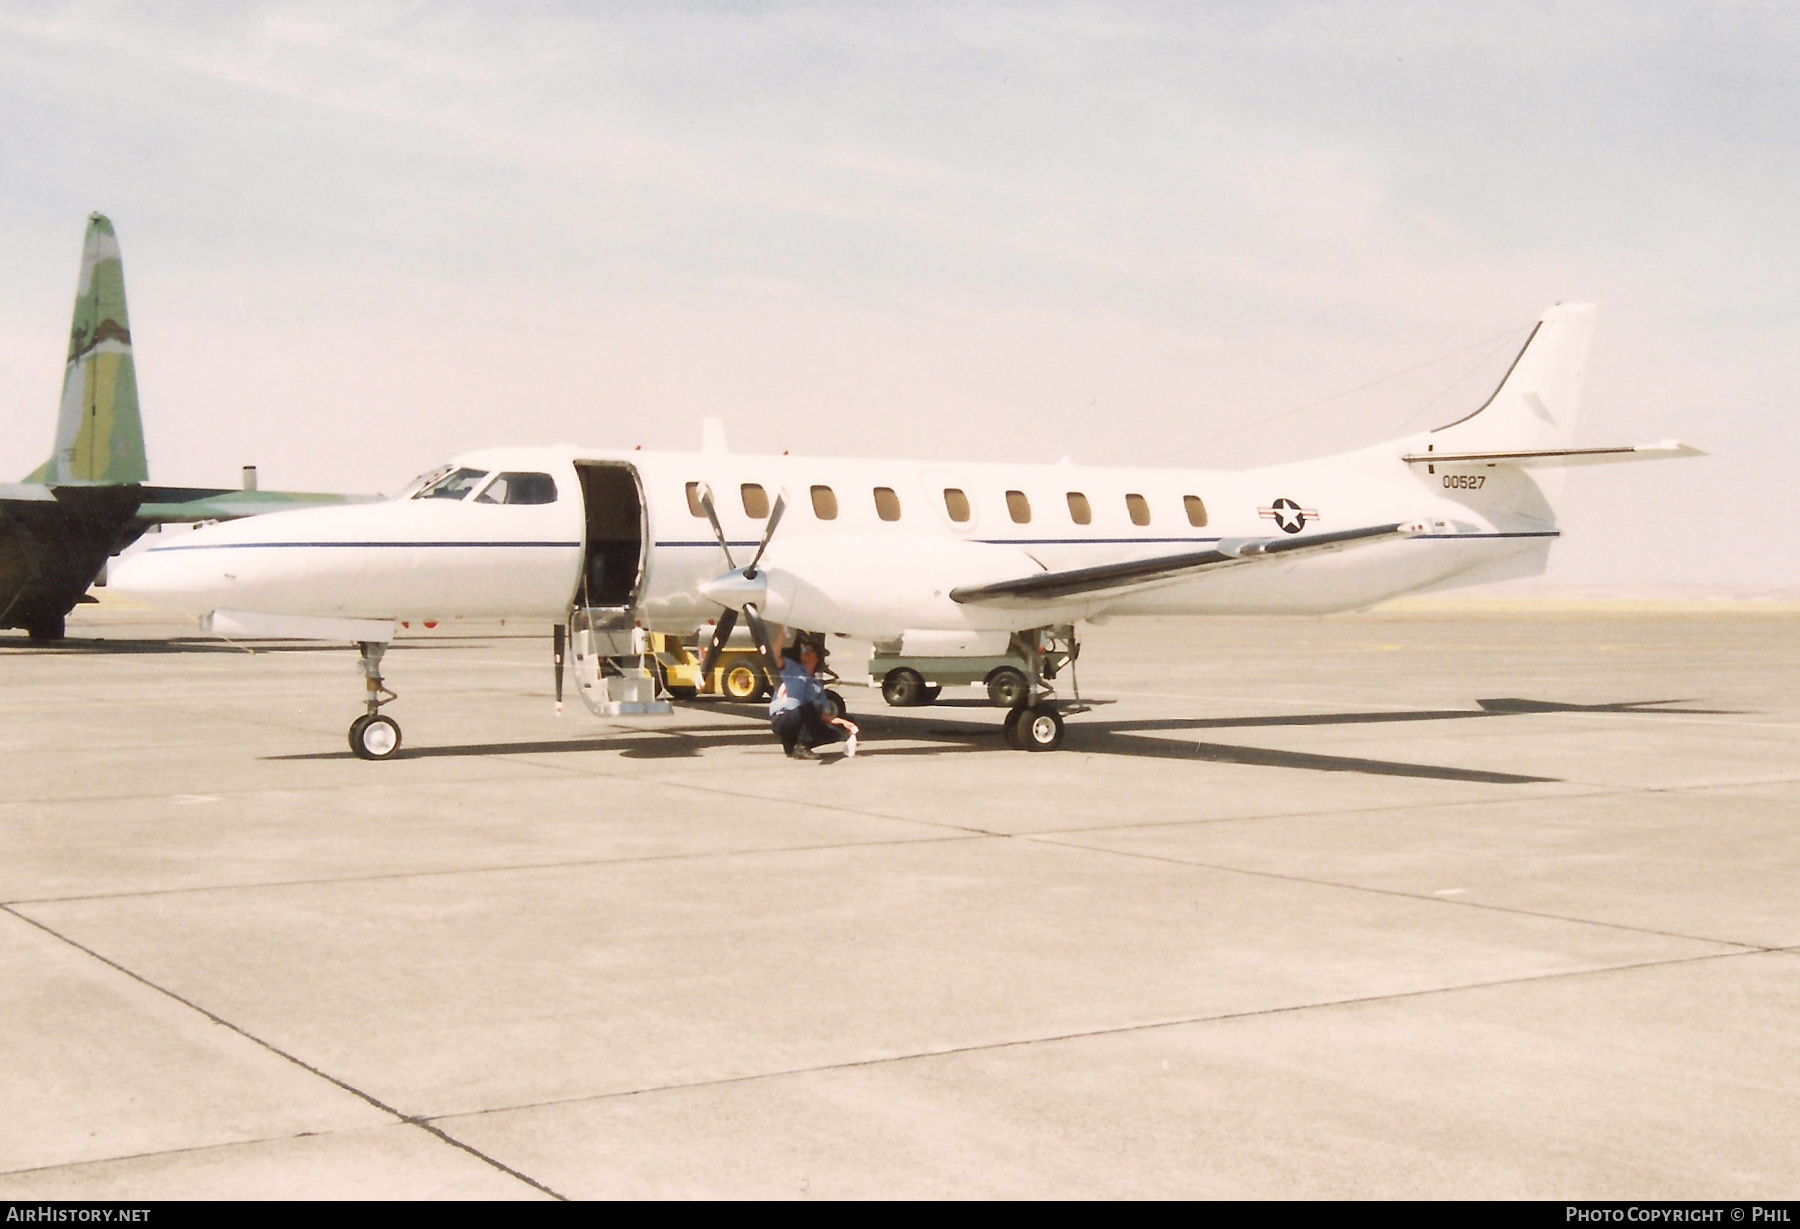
[843,734,858,759]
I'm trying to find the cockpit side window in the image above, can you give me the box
[475,472,559,505]
[414,467,489,500]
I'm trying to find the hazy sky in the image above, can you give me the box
[1,2,1794,586]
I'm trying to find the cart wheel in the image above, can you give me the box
[921,685,942,704]
[822,689,848,720]
[882,668,927,706]
[986,667,1029,707]
[1002,706,1026,748]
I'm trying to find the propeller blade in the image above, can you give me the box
[741,601,783,680]
[743,491,786,579]
[696,484,735,569]
[696,607,738,681]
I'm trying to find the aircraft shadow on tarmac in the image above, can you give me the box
[267,696,1729,786]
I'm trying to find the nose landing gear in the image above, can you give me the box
[349,640,402,760]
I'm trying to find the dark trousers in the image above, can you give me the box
[771,706,841,754]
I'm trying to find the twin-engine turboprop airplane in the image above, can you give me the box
[111,302,1701,758]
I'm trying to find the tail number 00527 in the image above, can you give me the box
[1442,474,1486,490]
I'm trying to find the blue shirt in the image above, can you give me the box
[769,658,826,717]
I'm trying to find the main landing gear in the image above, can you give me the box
[1002,625,1079,752]
[348,639,402,760]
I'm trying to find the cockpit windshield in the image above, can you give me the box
[413,467,490,501]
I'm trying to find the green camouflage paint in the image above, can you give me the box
[24,214,149,485]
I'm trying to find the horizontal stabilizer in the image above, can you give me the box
[1401,440,1705,469]
[951,522,1422,606]
[134,487,380,522]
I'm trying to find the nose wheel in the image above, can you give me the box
[349,640,402,760]
[349,713,402,759]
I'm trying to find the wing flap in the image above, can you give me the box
[950,521,1422,605]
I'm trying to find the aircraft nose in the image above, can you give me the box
[107,539,222,611]
[697,568,769,610]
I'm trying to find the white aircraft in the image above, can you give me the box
[112,303,1700,758]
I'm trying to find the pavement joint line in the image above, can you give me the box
[0,1122,478,1185]
[424,946,1757,1127]
[476,749,1012,839]
[1025,774,1800,840]
[0,903,568,1201]
[1026,784,1627,838]
[1023,834,1778,952]
[1,833,988,906]
[0,769,541,812]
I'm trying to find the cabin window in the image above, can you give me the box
[685,482,706,517]
[741,483,770,518]
[414,467,488,501]
[1126,493,1151,526]
[811,485,838,520]
[1066,492,1092,525]
[943,488,971,523]
[1184,495,1208,527]
[1005,490,1031,524]
[873,487,901,521]
[474,472,558,505]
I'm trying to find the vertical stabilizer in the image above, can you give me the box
[24,214,148,484]
[1429,303,1596,453]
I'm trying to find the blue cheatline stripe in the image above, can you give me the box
[657,532,1557,549]
[977,537,1220,546]
[655,540,763,548]
[147,541,583,552]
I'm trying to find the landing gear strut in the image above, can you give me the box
[1004,625,1079,752]
[348,639,401,760]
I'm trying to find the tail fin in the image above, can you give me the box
[23,213,149,485]
[1429,303,1596,453]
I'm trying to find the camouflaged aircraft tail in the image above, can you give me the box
[23,214,149,485]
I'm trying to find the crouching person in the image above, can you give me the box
[769,638,858,760]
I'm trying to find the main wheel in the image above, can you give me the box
[1002,706,1026,748]
[986,667,1029,708]
[882,668,927,707]
[722,662,763,699]
[1018,707,1064,752]
[350,713,402,760]
[25,615,65,642]
[822,689,848,721]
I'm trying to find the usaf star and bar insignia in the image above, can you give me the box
[1258,497,1319,534]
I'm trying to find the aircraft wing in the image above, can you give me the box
[949,521,1422,606]
[1399,440,1705,469]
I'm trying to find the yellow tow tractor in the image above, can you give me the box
[647,632,848,717]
